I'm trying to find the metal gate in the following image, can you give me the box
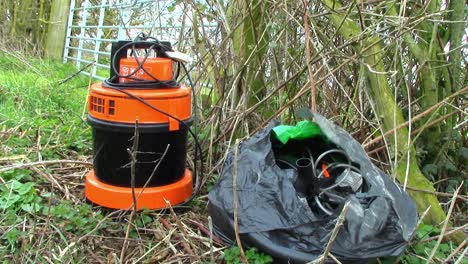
[64,0,193,80]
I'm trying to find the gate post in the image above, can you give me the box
[45,0,72,59]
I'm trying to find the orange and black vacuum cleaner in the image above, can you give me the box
[85,36,199,210]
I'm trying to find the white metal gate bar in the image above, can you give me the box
[93,0,107,74]
[64,0,169,80]
[75,0,90,69]
[64,0,218,80]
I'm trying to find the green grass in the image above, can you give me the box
[0,55,91,158]
[0,53,102,262]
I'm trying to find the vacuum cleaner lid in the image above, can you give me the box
[88,82,191,127]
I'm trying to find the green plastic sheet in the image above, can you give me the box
[272,120,323,144]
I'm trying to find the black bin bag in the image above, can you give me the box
[208,112,418,263]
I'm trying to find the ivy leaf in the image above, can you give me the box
[416,224,435,240]
[401,255,423,264]
[1,194,21,209]
[16,182,34,195]
[458,147,468,160]
[439,243,450,253]
[422,164,438,176]
[443,161,457,172]
[21,203,41,213]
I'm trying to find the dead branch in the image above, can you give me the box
[308,201,350,264]
[0,160,92,173]
[233,139,248,263]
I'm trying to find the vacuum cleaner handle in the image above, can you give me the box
[110,40,172,81]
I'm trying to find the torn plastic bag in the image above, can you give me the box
[208,112,418,263]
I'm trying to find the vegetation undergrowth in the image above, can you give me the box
[0,53,100,261]
[0,53,222,263]
[224,247,273,264]
[1,0,467,258]
[0,54,91,157]
[0,51,466,263]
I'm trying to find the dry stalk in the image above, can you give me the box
[367,110,461,155]
[303,0,317,111]
[208,216,215,263]
[308,201,350,264]
[414,223,468,245]
[59,60,95,86]
[36,128,42,161]
[404,186,468,203]
[159,217,195,259]
[454,245,468,264]
[427,182,463,263]
[233,139,248,264]
[82,62,96,119]
[364,86,467,149]
[132,229,174,264]
[442,238,467,263]
[328,253,342,264]
[86,248,105,264]
[30,166,79,203]
[0,160,92,173]
[167,202,199,262]
[188,219,224,245]
[120,119,140,262]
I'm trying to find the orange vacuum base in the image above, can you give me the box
[85,169,193,210]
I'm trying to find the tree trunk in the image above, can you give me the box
[322,0,448,225]
[44,0,71,59]
[229,0,270,108]
[447,0,466,92]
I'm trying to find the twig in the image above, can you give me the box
[135,144,170,202]
[120,119,140,262]
[364,86,467,149]
[0,160,92,173]
[253,56,357,135]
[159,217,195,258]
[367,110,461,155]
[303,0,317,111]
[208,216,215,264]
[76,210,123,244]
[308,201,350,264]
[30,166,79,203]
[119,195,136,264]
[406,205,432,251]
[58,61,95,85]
[442,238,467,263]
[390,206,432,264]
[129,119,140,212]
[404,186,468,203]
[413,223,468,245]
[167,202,198,262]
[427,182,463,263]
[168,203,189,238]
[454,245,468,264]
[329,253,342,264]
[131,229,174,264]
[188,219,224,245]
[233,139,248,264]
